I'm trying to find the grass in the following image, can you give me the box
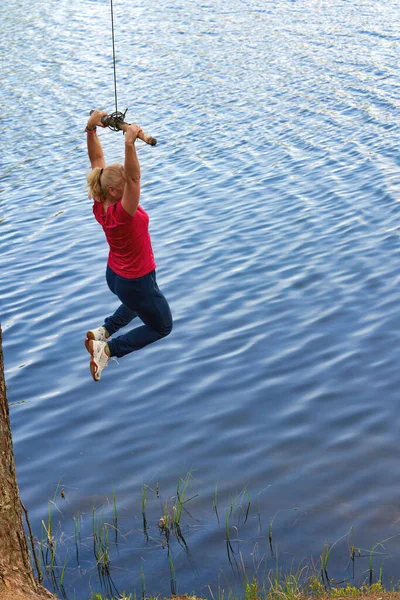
[213,483,220,524]
[367,535,400,586]
[89,582,400,600]
[38,483,65,591]
[224,487,254,568]
[112,488,118,544]
[268,513,278,556]
[73,511,81,566]
[169,549,177,595]
[157,471,197,549]
[140,559,146,600]
[142,483,149,541]
[90,594,134,600]
[28,479,400,600]
[92,504,111,573]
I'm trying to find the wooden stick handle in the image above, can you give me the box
[116,121,157,147]
[95,113,157,146]
[88,111,157,146]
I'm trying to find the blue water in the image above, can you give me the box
[2,0,400,597]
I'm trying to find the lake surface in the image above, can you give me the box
[1,0,400,597]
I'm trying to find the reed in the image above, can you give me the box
[224,488,252,566]
[244,578,259,600]
[90,594,133,600]
[158,502,172,542]
[32,481,400,600]
[368,535,400,586]
[243,488,251,524]
[320,527,352,589]
[142,483,148,515]
[267,563,309,600]
[348,526,358,580]
[59,552,68,589]
[213,483,220,525]
[157,472,197,553]
[90,501,122,599]
[92,504,111,576]
[73,511,81,566]
[175,471,196,525]
[257,486,271,536]
[225,502,237,567]
[37,480,66,583]
[168,548,177,596]
[41,498,62,576]
[142,484,149,541]
[268,513,278,556]
[225,504,232,554]
[140,559,146,600]
[112,488,118,544]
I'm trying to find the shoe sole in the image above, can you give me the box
[85,339,100,382]
[90,358,100,382]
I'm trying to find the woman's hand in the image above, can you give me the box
[87,110,109,129]
[125,124,143,145]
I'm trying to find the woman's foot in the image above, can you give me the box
[86,326,110,342]
[87,340,111,382]
[85,326,109,354]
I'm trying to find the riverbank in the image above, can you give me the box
[87,581,400,600]
[90,588,400,600]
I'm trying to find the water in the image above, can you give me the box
[1,0,400,597]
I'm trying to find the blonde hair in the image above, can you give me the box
[86,163,125,202]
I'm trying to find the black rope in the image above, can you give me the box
[110,0,118,114]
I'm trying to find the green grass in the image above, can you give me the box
[31,481,400,600]
[88,581,400,600]
[213,483,220,524]
[140,559,146,600]
[320,527,353,589]
[268,512,278,555]
[90,594,134,600]
[112,487,118,544]
[142,483,149,540]
[367,535,400,586]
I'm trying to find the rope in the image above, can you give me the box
[110,0,118,114]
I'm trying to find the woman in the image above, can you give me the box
[85,110,173,382]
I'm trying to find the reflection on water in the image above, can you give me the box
[1,0,400,597]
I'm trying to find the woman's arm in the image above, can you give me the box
[86,110,108,169]
[121,124,142,216]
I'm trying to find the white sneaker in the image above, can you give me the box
[88,340,110,382]
[85,327,109,354]
[86,326,109,342]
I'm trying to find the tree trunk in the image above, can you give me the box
[0,325,54,600]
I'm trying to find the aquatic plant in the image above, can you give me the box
[213,483,220,524]
[320,527,353,589]
[142,483,149,540]
[29,480,400,600]
[268,512,278,556]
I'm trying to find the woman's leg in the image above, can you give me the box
[103,265,137,336]
[107,271,173,358]
[103,304,137,336]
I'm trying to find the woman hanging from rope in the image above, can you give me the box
[85,110,173,381]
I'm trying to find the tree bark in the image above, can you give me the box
[0,325,54,600]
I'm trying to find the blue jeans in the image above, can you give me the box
[103,266,173,358]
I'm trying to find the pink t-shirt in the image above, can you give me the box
[93,200,156,279]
